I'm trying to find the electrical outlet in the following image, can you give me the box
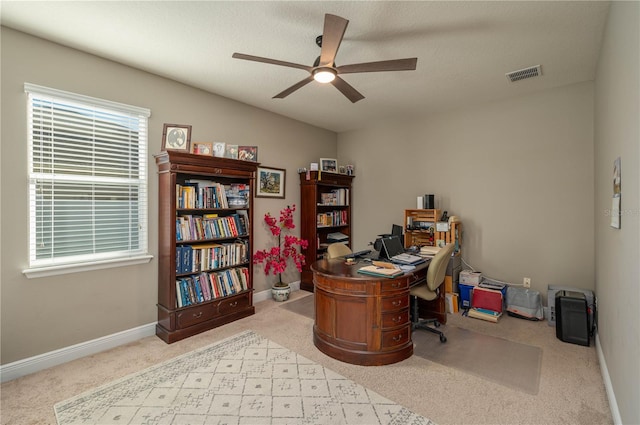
[523,277,531,288]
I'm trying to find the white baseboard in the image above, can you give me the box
[0,323,156,383]
[0,283,302,383]
[595,332,622,425]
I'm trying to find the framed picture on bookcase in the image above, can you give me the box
[162,124,191,152]
[320,158,337,172]
[256,166,286,198]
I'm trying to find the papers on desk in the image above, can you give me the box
[358,264,403,278]
[420,245,441,256]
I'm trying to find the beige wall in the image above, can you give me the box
[339,82,595,296]
[0,28,337,364]
[594,2,640,424]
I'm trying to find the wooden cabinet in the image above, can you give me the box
[299,171,354,291]
[155,151,257,343]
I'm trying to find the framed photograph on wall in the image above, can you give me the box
[611,157,621,229]
[256,166,286,198]
[320,158,337,172]
[162,124,191,152]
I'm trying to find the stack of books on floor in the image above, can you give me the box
[467,286,504,322]
[468,307,502,322]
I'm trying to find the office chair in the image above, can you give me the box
[410,242,456,343]
[327,243,352,259]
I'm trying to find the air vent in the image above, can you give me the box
[506,65,542,82]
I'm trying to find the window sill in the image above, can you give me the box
[23,254,154,279]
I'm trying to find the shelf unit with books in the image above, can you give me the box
[299,170,354,291]
[155,151,257,343]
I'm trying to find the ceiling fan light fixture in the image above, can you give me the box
[313,68,336,83]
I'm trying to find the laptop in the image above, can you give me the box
[380,235,426,265]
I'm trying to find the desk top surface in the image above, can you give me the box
[311,257,430,279]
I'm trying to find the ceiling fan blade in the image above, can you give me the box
[232,53,312,72]
[319,14,349,66]
[331,76,365,103]
[337,58,418,74]
[273,76,315,99]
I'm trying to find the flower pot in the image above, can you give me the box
[271,284,291,302]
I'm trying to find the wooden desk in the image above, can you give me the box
[311,258,430,366]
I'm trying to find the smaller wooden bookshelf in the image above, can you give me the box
[299,171,354,291]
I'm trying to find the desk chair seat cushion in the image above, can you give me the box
[410,284,438,301]
[327,243,352,259]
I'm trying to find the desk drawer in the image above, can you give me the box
[381,326,411,349]
[381,278,409,293]
[381,294,409,311]
[381,309,409,328]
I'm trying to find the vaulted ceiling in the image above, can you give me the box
[1,1,610,132]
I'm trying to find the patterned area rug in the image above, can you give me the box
[54,331,435,425]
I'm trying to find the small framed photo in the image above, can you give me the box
[212,142,226,158]
[256,166,286,198]
[191,142,213,156]
[225,144,239,159]
[320,158,337,172]
[162,124,191,152]
[238,146,258,162]
[338,165,346,174]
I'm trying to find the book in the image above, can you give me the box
[357,264,403,278]
[468,307,502,323]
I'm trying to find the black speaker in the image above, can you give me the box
[555,291,590,346]
[424,194,435,209]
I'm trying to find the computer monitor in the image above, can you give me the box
[392,224,403,238]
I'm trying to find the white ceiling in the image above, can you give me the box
[1,1,610,132]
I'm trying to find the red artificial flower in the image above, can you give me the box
[253,204,308,284]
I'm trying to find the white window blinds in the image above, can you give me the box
[25,83,151,274]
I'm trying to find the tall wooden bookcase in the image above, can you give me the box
[155,151,257,343]
[299,171,354,291]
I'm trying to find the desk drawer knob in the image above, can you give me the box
[392,316,403,323]
[393,333,405,342]
[193,312,203,319]
[229,301,238,308]
[392,300,404,307]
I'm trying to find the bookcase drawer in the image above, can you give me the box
[381,326,410,349]
[381,294,409,311]
[176,304,216,329]
[216,292,251,315]
[381,309,410,329]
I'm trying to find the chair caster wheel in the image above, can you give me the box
[434,322,440,328]
[440,335,447,343]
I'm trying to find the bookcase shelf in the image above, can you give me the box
[299,170,354,291]
[155,151,257,343]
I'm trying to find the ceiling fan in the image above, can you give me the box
[232,14,418,103]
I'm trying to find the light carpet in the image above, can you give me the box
[280,295,542,395]
[54,330,435,425]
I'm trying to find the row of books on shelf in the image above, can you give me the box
[176,267,249,308]
[176,181,249,209]
[318,188,349,206]
[176,240,249,274]
[176,212,249,241]
[317,210,348,227]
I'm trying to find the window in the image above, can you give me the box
[24,84,152,278]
